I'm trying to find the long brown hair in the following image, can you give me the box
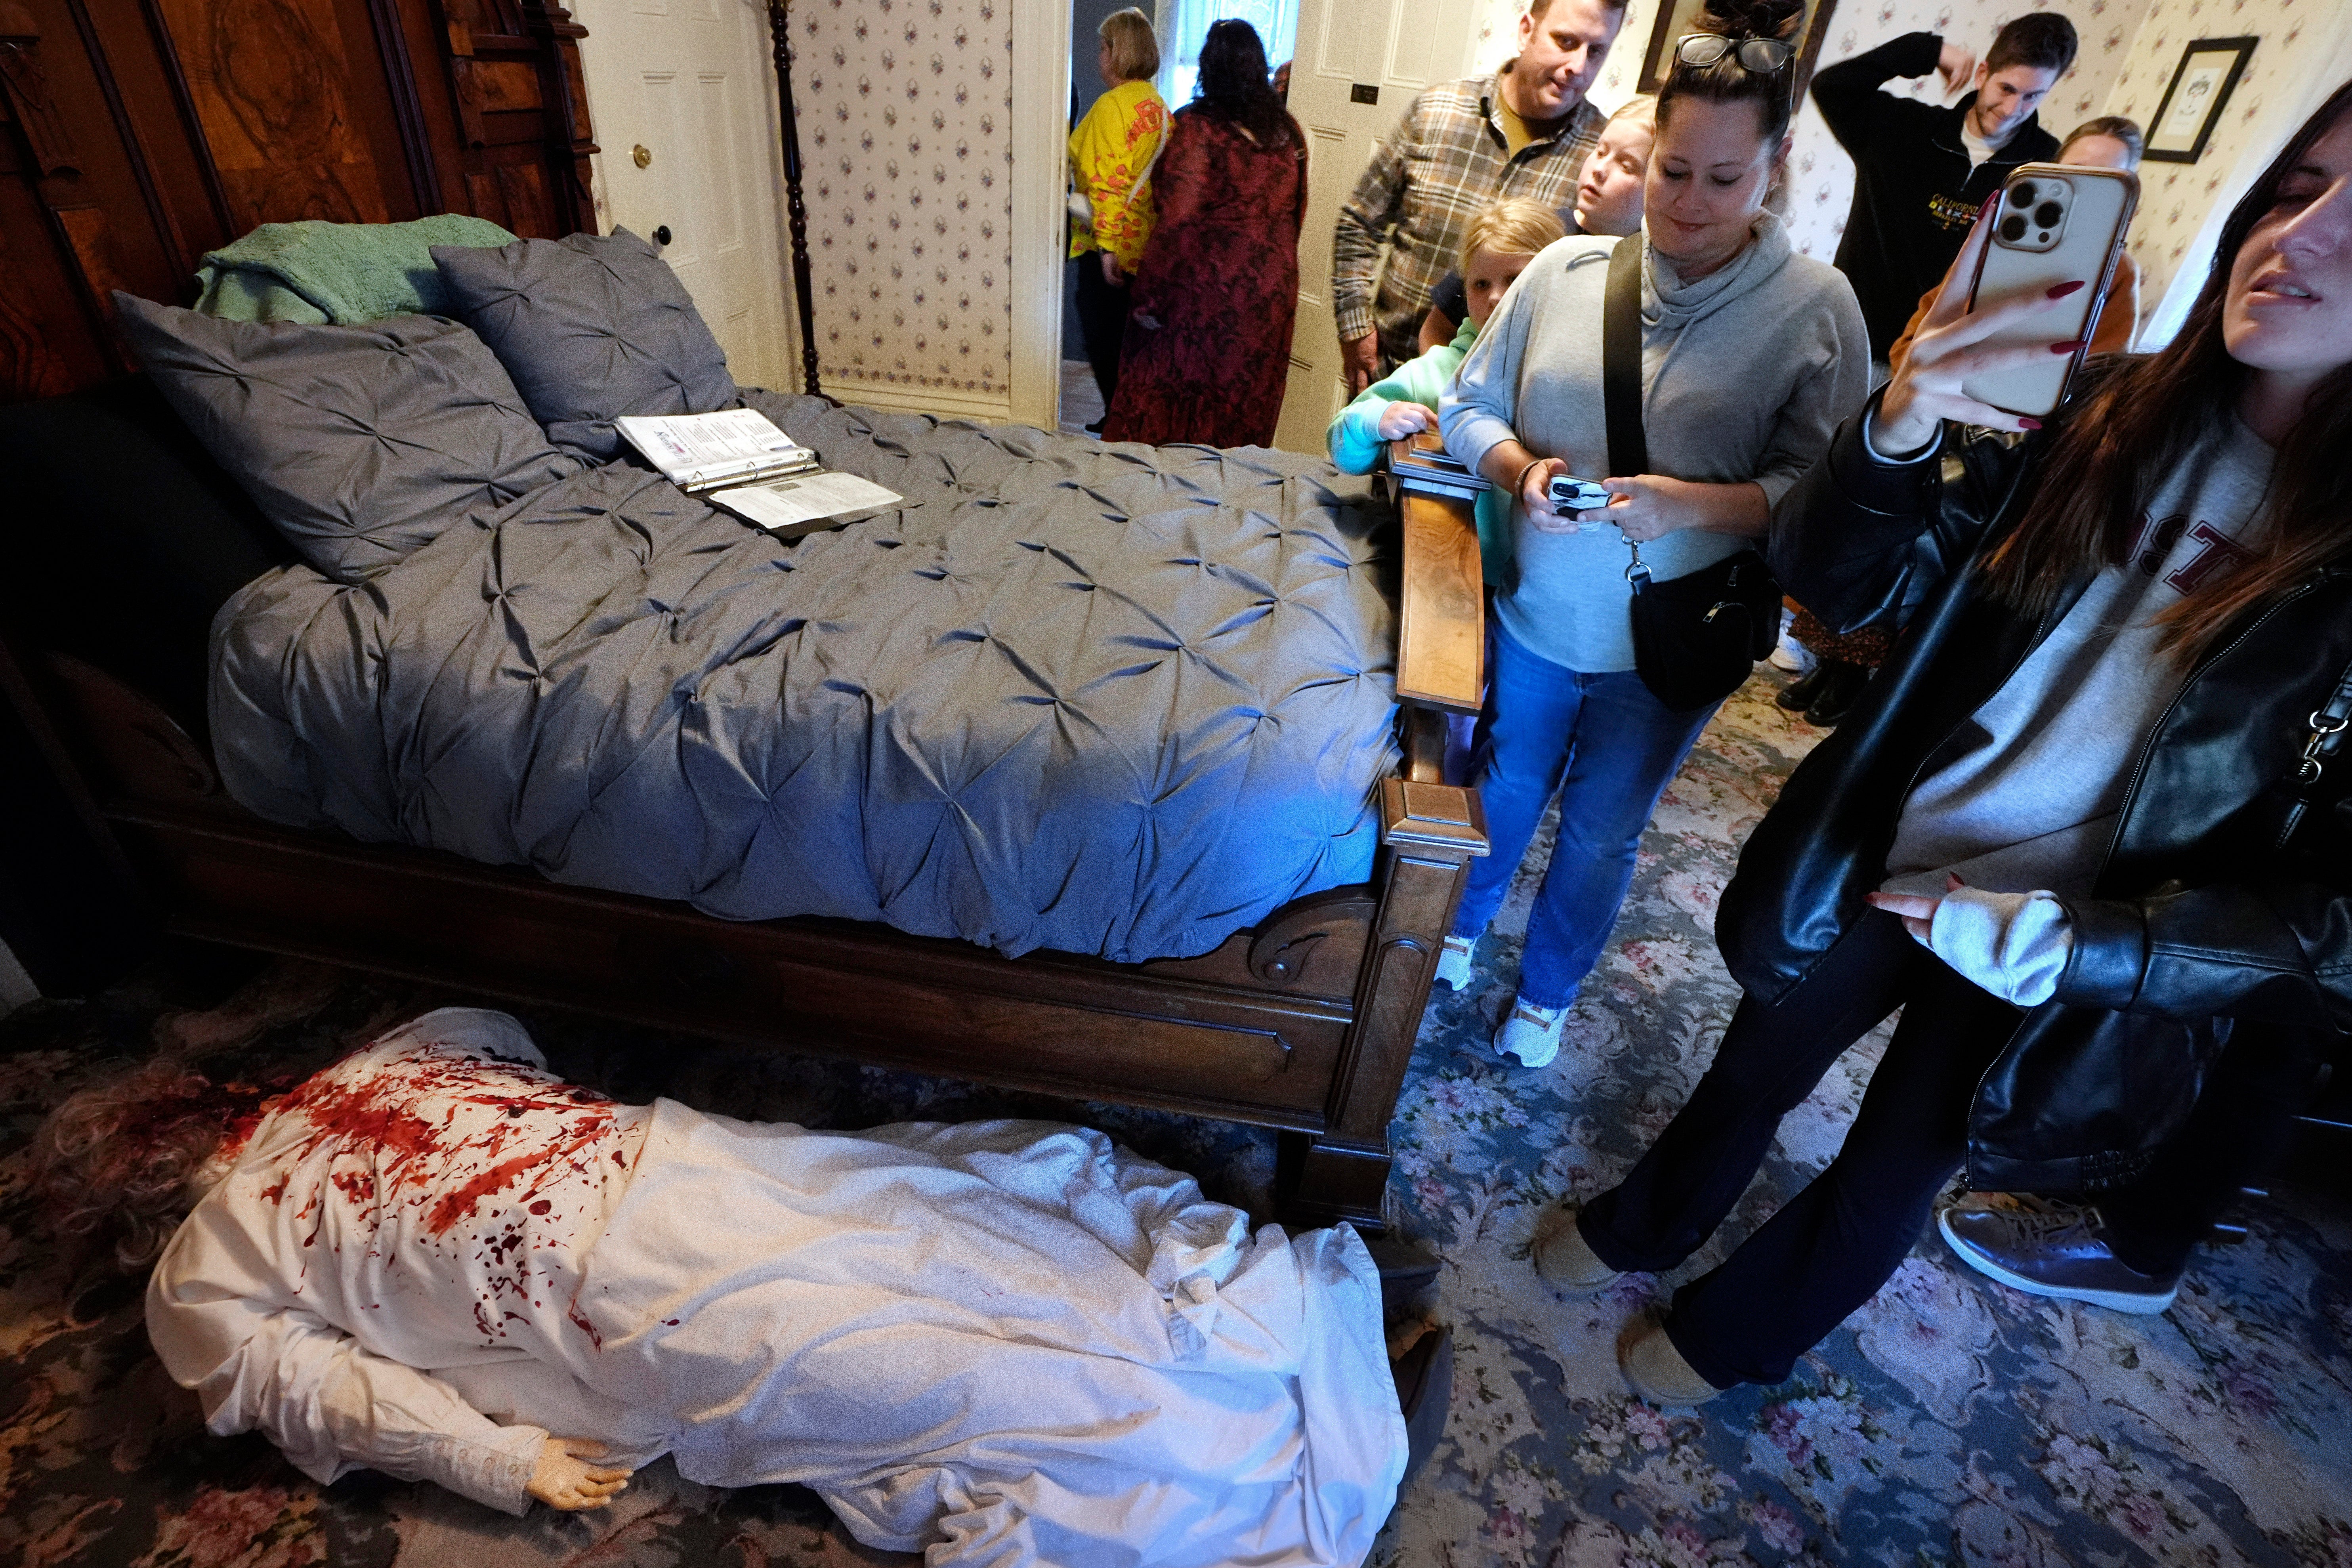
[1984,78,2352,661]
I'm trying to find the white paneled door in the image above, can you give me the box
[1270,0,1484,455]
[574,0,792,391]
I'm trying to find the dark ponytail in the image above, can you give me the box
[1656,0,1804,145]
[1188,19,1300,149]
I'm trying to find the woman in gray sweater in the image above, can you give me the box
[1435,0,1869,1068]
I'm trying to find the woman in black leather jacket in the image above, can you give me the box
[1528,80,2352,1405]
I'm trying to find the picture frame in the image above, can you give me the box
[1637,0,1838,101]
[2143,37,2258,164]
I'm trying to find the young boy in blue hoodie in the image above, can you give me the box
[1325,197,1568,589]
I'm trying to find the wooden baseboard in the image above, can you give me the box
[819,378,1019,425]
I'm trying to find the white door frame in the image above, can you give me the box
[1007,0,1070,430]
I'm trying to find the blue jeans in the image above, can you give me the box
[1449,620,1718,1009]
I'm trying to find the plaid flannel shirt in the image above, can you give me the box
[1334,76,1603,368]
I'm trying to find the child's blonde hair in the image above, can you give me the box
[1457,197,1570,277]
[1606,94,1658,136]
[1100,8,1161,82]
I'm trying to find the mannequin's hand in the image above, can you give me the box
[529,1437,633,1511]
[1376,401,1439,440]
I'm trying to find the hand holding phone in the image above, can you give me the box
[1959,163,2138,418]
[1875,169,2136,451]
[1548,474,1611,515]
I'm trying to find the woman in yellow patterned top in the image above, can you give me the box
[1068,8,1168,428]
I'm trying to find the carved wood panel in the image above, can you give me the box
[149,0,397,227]
[0,0,600,403]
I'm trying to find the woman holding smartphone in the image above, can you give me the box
[1539,79,2352,1406]
[1434,0,1869,1068]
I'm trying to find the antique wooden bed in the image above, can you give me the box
[0,420,1487,1230]
[0,0,1490,1227]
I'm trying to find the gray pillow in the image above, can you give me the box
[114,292,583,585]
[431,227,739,459]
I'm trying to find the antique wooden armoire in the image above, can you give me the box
[0,0,599,404]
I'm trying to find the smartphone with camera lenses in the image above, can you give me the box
[1961,163,2138,419]
[1547,474,1610,515]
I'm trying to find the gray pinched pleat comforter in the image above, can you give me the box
[210,393,1400,961]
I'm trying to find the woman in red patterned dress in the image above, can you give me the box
[1101,20,1306,448]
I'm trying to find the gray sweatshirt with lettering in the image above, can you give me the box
[1441,214,1870,673]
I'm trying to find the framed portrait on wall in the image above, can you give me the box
[1638,0,1838,101]
[2144,37,2258,163]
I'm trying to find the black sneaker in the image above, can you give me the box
[1938,1196,2181,1314]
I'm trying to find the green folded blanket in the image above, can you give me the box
[192,215,520,325]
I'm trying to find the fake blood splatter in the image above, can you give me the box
[248,1040,640,1350]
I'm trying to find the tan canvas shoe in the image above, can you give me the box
[1619,1321,1726,1408]
[1532,1214,1622,1296]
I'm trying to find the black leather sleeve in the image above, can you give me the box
[2057,882,2352,1030]
[1808,32,1944,149]
[1765,400,2036,638]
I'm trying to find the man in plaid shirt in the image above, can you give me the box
[1333,0,1629,391]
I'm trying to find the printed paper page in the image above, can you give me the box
[616,410,810,485]
[712,471,905,531]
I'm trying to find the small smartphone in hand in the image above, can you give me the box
[1961,163,2138,419]
[1547,474,1611,515]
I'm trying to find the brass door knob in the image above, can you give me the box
[632,144,653,168]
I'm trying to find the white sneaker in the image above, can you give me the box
[1494,996,1564,1068]
[1768,624,1817,675]
[1434,935,1476,989]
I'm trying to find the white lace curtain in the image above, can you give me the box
[1151,0,1302,110]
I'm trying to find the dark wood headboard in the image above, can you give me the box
[0,0,599,403]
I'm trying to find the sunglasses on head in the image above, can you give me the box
[1674,34,1793,74]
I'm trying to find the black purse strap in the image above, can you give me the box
[1603,236,1648,480]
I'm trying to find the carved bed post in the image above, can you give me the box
[1277,447,1493,1230]
[1282,714,1487,1231]
[764,0,823,396]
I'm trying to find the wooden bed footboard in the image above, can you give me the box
[2,477,1490,1232]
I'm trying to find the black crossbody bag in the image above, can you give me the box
[1603,238,1783,712]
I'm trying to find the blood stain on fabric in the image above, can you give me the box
[236,1038,639,1346]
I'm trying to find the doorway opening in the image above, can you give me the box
[1056,1,1303,435]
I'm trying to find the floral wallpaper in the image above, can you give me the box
[796,0,1014,398]
[2100,0,2352,333]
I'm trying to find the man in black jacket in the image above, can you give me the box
[1812,14,2077,362]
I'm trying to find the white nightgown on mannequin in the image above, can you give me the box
[147,1008,1405,1567]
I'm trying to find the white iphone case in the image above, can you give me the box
[1961,164,2140,418]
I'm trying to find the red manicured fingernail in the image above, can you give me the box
[2018,416,2043,430]
[2046,280,2086,299]
[2049,338,2088,354]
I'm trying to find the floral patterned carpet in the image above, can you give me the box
[2,671,2348,1567]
